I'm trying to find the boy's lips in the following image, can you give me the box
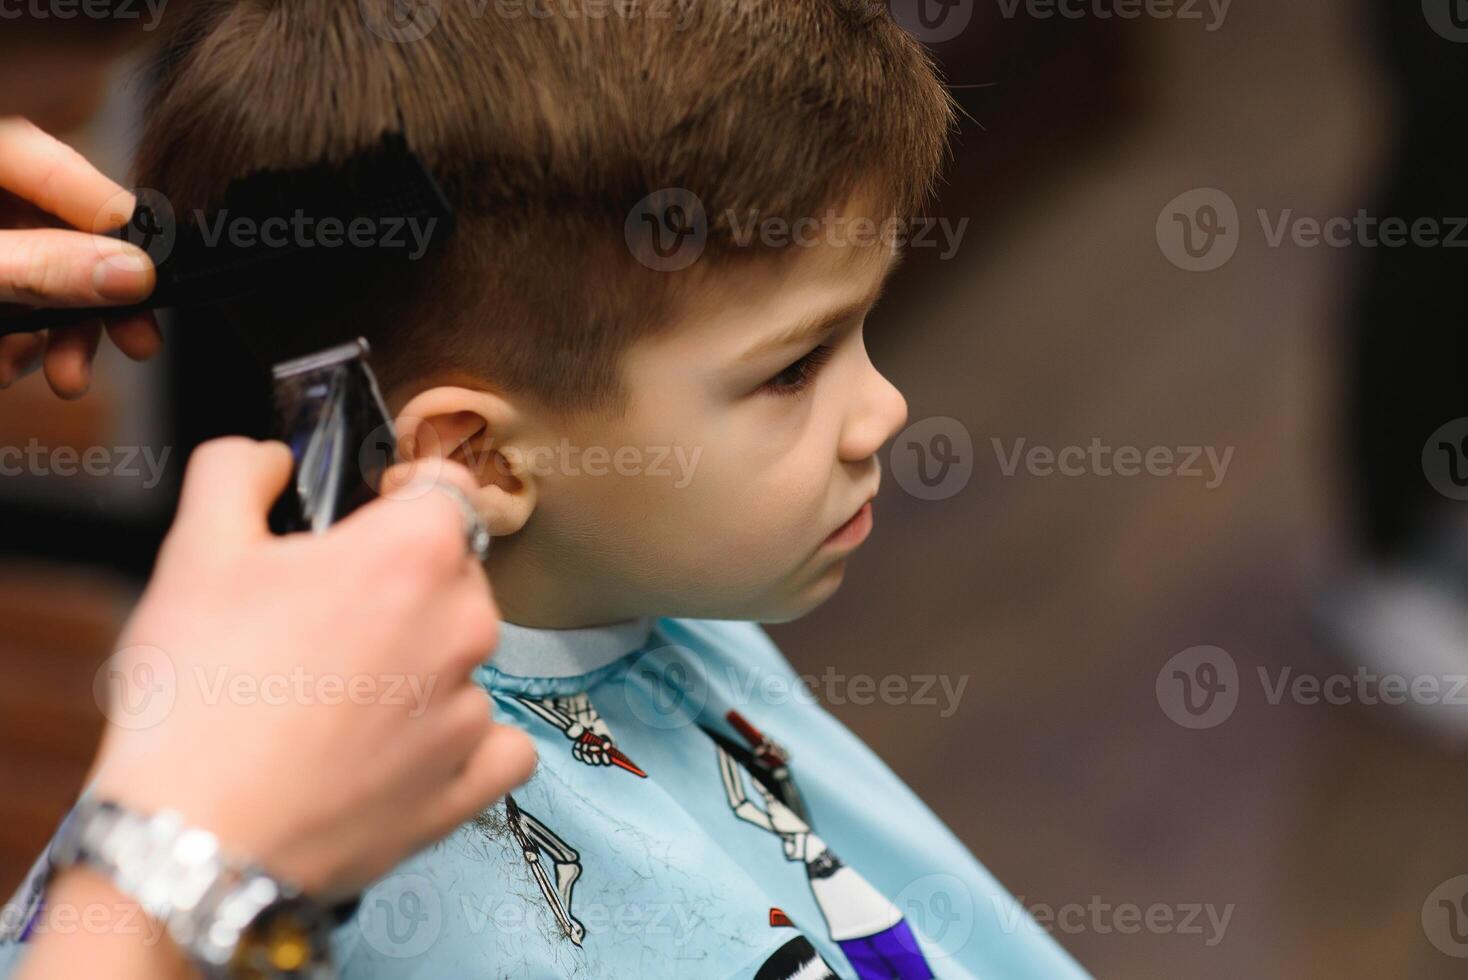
[823,497,875,550]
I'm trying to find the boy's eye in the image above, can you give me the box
[759,344,835,396]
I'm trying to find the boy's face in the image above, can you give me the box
[487,222,909,626]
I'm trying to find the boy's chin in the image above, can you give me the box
[751,558,849,625]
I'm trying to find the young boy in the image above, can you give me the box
[4,1,1090,977]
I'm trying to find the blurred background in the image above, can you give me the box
[4,2,1468,977]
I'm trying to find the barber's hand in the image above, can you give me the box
[0,117,160,397]
[86,437,536,899]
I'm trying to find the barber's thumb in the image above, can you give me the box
[168,438,294,555]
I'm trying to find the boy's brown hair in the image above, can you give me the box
[138,0,955,413]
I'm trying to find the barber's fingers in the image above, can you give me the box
[0,227,153,306]
[415,564,502,681]
[0,313,162,395]
[41,320,101,399]
[103,310,163,360]
[421,720,537,842]
[168,438,295,557]
[334,458,487,573]
[0,118,133,231]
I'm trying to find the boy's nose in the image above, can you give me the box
[839,362,909,464]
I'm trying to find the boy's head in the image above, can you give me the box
[140,0,954,626]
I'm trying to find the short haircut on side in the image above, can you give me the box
[137,0,956,413]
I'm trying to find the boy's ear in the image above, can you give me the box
[393,385,537,536]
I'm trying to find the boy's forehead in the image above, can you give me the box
[675,230,901,355]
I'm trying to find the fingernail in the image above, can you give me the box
[92,249,153,302]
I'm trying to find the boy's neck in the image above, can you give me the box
[485,542,646,631]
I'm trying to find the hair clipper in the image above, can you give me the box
[268,337,398,534]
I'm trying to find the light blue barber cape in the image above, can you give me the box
[1,617,1089,979]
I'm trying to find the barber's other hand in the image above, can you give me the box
[0,117,160,397]
[87,438,536,898]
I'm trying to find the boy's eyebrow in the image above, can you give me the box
[735,271,895,366]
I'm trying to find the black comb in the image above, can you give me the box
[0,132,455,337]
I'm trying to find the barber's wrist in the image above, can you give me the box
[44,798,336,979]
[87,750,314,894]
[37,866,196,978]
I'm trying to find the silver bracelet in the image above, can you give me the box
[49,799,334,979]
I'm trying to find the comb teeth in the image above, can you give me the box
[0,131,457,339]
[219,132,454,227]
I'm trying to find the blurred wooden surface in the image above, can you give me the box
[772,2,1468,979]
[0,564,127,892]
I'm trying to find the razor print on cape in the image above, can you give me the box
[514,694,647,776]
[708,711,936,980]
